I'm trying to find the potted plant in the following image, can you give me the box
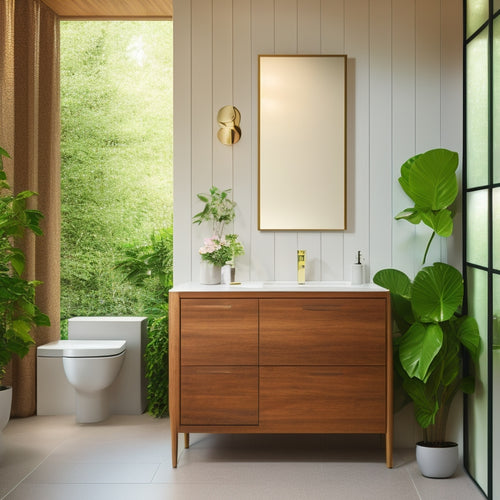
[373,148,480,478]
[0,147,50,429]
[192,186,237,240]
[193,186,244,284]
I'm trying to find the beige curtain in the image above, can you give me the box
[0,0,60,417]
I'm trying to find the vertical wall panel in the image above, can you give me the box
[250,0,275,280]
[275,0,298,53]
[191,0,214,277]
[415,0,443,266]
[344,0,370,281]
[320,0,345,281]
[296,0,322,281]
[298,0,321,54]
[369,0,392,279]
[232,0,253,282]
[320,0,344,54]
[212,0,234,190]
[391,0,417,276]
[274,0,299,281]
[172,0,192,284]
[441,0,464,269]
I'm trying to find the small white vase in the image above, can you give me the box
[416,441,458,478]
[200,261,221,285]
[0,387,12,433]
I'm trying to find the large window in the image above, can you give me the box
[464,2,500,498]
[60,21,173,337]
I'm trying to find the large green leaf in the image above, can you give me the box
[399,322,443,381]
[373,268,414,326]
[395,207,422,225]
[419,209,454,237]
[441,338,460,386]
[402,376,438,429]
[398,154,421,200]
[391,294,415,330]
[373,268,411,298]
[405,148,458,210]
[411,263,463,322]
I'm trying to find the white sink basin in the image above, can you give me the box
[237,281,368,290]
[170,281,384,293]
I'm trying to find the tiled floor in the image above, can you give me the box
[0,414,485,500]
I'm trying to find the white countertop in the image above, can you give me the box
[170,281,386,293]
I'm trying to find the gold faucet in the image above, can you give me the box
[297,250,306,284]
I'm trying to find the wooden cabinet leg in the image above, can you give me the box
[386,432,393,468]
[172,432,178,468]
[184,433,190,449]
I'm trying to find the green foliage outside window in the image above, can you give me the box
[60,22,173,415]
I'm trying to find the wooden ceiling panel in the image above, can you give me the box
[40,0,172,19]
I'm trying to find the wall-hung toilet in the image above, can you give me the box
[37,317,147,419]
[37,339,126,423]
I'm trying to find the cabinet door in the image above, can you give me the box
[259,366,386,433]
[181,298,258,366]
[181,366,258,425]
[260,298,386,365]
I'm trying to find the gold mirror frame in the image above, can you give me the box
[258,55,347,231]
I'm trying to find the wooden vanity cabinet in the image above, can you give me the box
[169,289,393,469]
[179,298,258,426]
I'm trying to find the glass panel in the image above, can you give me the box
[496,0,500,15]
[495,18,500,183]
[467,29,489,188]
[467,0,489,38]
[494,189,500,270]
[467,267,489,494]
[467,190,489,267]
[494,275,500,500]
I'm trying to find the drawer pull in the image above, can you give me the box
[189,304,232,310]
[302,305,340,312]
[200,369,234,374]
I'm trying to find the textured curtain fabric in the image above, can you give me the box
[0,0,60,417]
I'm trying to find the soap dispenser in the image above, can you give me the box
[351,251,364,285]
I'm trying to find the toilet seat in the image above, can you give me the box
[38,340,126,358]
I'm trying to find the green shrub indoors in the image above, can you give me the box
[115,228,173,417]
[0,147,50,386]
[373,148,480,445]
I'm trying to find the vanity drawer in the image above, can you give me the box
[259,366,386,433]
[259,298,386,365]
[181,298,258,366]
[181,366,258,425]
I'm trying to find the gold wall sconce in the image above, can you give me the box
[217,105,241,145]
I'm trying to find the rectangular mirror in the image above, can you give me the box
[258,55,346,231]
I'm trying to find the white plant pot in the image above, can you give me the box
[416,441,458,478]
[199,261,221,285]
[0,387,12,433]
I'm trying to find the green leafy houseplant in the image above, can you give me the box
[192,186,237,240]
[193,186,244,268]
[373,148,480,446]
[115,228,173,417]
[0,147,50,385]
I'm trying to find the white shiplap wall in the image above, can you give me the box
[173,0,463,287]
[173,0,463,448]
